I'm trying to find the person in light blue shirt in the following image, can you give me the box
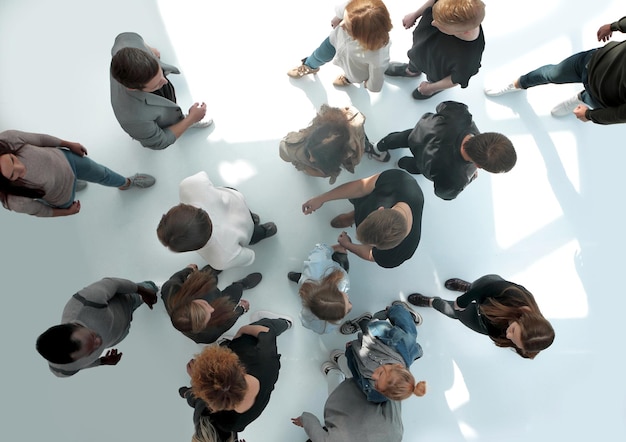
[288,243,352,334]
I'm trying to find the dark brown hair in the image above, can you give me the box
[299,269,348,322]
[110,47,160,89]
[0,141,45,204]
[157,204,213,252]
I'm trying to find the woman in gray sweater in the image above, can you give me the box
[0,129,154,217]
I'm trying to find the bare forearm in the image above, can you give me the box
[343,242,374,262]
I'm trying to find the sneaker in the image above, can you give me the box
[412,87,441,100]
[330,349,344,365]
[261,222,277,239]
[385,62,421,77]
[235,272,262,290]
[330,212,355,228]
[75,180,88,192]
[287,272,301,283]
[321,361,338,375]
[391,300,423,326]
[250,310,294,329]
[484,82,521,97]
[551,94,584,117]
[407,293,433,308]
[190,117,213,129]
[365,142,390,162]
[333,75,351,87]
[120,173,156,190]
[397,157,421,174]
[340,312,372,335]
[444,278,471,292]
[287,60,320,78]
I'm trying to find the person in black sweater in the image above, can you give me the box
[485,17,626,125]
[186,312,292,434]
[302,170,423,269]
[370,101,516,200]
[407,275,555,359]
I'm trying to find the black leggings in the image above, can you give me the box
[377,130,412,151]
[431,299,488,335]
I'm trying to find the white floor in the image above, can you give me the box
[1,0,624,441]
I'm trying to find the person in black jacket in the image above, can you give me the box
[370,101,516,201]
[407,274,555,359]
[485,17,626,125]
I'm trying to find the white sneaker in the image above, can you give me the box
[550,94,583,117]
[190,117,213,128]
[484,82,521,97]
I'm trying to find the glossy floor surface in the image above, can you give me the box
[0,0,624,441]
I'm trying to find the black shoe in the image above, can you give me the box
[407,293,432,308]
[251,212,260,224]
[397,157,421,174]
[331,252,349,272]
[365,142,390,162]
[287,272,301,283]
[261,222,277,239]
[236,272,262,289]
[412,87,441,100]
[444,278,471,292]
[385,62,421,77]
[340,312,372,335]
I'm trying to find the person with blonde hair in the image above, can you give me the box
[408,274,555,359]
[186,311,292,433]
[280,105,376,184]
[161,264,262,344]
[288,243,352,334]
[302,170,423,268]
[287,0,392,92]
[385,0,485,99]
[290,349,404,442]
[340,302,427,403]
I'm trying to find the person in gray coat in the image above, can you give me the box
[291,352,404,442]
[110,32,211,150]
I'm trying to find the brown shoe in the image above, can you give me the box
[333,74,351,87]
[330,212,355,228]
[287,60,320,78]
[444,278,471,292]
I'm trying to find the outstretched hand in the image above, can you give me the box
[302,197,323,214]
[100,349,122,365]
[66,142,88,156]
[403,11,422,29]
[137,284,158,309]
[337,231,352,248]
[597,24,613,42]
[188,102,207,123]
[291,416,304,427]
[331,16,342,28]
[574,104,590,122]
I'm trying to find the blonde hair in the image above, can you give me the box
[356,209,407,250]
[299,269,348,322]
[345,0,392,51]
[376,364,427,400]
[432,0,486,29]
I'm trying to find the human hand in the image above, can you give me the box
[417,81,434,96]
[338,231,352,247]
[291,416,304,427]
[302,197,323,214]
[66,142,88,156]
[403,11,421,29]
[238,299,250,313]
[100,349,122,365]
[573,104,590,122]
[597,24,613,42]
[332,243,348,254]
[148,45,161,58]
[331,16,342,28]
[187,102,207,123]
[186,358,195,377]
[186,264,199,271]
[67,200,81,215]
[137,284,158,309]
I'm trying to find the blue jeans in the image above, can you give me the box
[519,49,601,108]
[304,37,336,69]
[60,150,126,208]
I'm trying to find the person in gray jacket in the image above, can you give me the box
[291,352,403,442]
[110,32,212,150]
[36,277,157,377]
